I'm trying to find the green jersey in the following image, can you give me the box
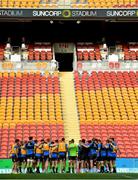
[68,143,78,157]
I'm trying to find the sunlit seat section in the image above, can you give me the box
[0,71,64,158]
[74,71,138,158]
[71,0,138,8]
[0,0,59,8]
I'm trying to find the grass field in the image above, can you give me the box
[0,173,138,179]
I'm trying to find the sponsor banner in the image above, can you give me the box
[117,168,138,173]
[0,168,138,174]
[0,9,137,19]
[0,169,12,174]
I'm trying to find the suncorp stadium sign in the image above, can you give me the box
[0,9,23,16]
[106,10,136,17]
[0,9,138,19]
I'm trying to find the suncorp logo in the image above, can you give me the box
[33,10,62,17]
[62,10,71,18]
[106,10,136,17]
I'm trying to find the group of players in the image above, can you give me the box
[10,137,119,174]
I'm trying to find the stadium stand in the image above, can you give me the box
[0,45,5,61]
[0,0,59,8]
[74,71,138,158]
[77,44,103,61]
[122,44,138,61]
[77,43,138,61]
[0,0,137,8]
[71,0,138,8]
[28,44,53,61]
[0,71,64,158]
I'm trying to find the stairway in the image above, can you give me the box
[60,72,80,143]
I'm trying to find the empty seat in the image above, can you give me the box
[74,71,138,158]
[0,71,64,158]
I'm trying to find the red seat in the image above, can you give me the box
[47,51,52,60]
[28,50,34,61]
[41,51,46,60]
[0,51,4,61]
[89,51,95,60]
[34,51,40,60]
[77,51,83,61]
[83,51,89,61]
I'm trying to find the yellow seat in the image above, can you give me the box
[3,123,9,128]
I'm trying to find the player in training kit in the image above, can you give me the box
[88,139,98,173]
[10,139,20,174]
[79,139,89,173]
[25,137,35,173]
[68,139,78,173]
[100,142,107,173]
[42,139,50,173]
[50,141,59,173]
[109,138,120,173]
[17,143,22,173]
[20,141,27,173]
[106,139,115,173]
[34,140,43,173]
[96,139,102,173]
[58,138,68,173]
[77,140,82,173]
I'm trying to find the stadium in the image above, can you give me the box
[0,0,138,179]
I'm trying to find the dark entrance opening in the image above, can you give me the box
[55,53,73,71]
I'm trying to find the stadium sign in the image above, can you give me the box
[33,10,62,17]
[0,9,137,19]
[0,10,23,16]
[106,10,136,17]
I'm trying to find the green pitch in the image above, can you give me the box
[0,173,138,179]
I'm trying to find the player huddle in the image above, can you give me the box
[10,137,119,174]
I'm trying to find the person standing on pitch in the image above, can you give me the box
[58,138,68,173]
[68,139,78,173]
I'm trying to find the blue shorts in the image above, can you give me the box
[59,152,66,160]
[107,152,116,161]
[11,154,16,158]
[27,154,34,159]
[51,153,58,161]
[20,155,27,162]
[35,154,42,161]
[101,151,107,161]
[88,153,97,160]
[43,151,49,156]
[21,155,26,158]
[18,155,22,162]
[43,155,49,161]
[11,154,18,162]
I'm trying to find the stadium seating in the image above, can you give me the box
[0,71,64,158]
[0,45,5,61]
[123,44,138,61]
[71,0,138,8]
[74,71,138,158]
[0,0,138,8]
[77,44,102,61]
[77,43,138,61]
[28,44,53,61]
[0,0,59,8]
